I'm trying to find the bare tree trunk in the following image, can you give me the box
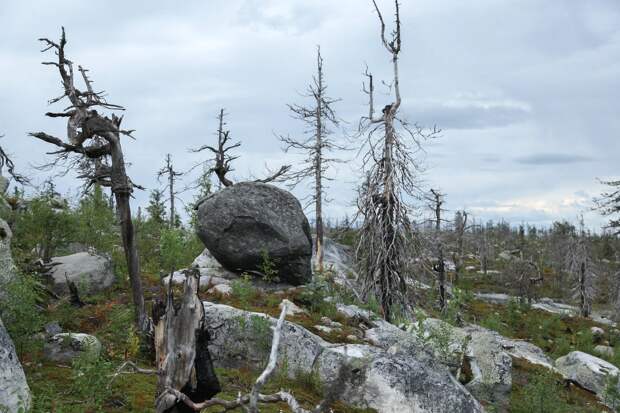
[110,140,149,333]
[315,53,325,273]
[154,270,220,412]
[431,189,446,312]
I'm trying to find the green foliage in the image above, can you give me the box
[231,275,256,308]
[259,249,279,282]
[0,273,44,353]
[480,312,504,334]
[296,276,338,319]
[12,185,76,263]
[70,352,114,411]
[73,185,117,255]
[442,287,472,325]
[603,373,620,411]
[511,370,570,413]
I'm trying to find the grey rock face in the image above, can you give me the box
[0,218,16,291]
[43,333,102,364]
[48,252,115,296]
[203,302,483,413]
[43,321,63,337]
[0,318,31,413]
[196,182,312,285]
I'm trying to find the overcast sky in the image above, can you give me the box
[1,0,618,229]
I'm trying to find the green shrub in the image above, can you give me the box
[0,273,44,354]
[259,249,279,282]
[512,370,570,413]
[71,353,114,411]
[231,275,256,308]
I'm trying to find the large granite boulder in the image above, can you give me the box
[203,302,483,413]
[48,252,115,296]
[196,182,312,285]
[0,318,31,412]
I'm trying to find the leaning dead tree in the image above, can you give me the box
[565,216,596,318]
[355,0,439,321]
[29,28,150,334]
[429,189,447,312]
[279,46,343,273]
[0,136,29,185]
[157,153,183,227]
[192,109,290,189]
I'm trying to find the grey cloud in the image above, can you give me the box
[515,154,594,165]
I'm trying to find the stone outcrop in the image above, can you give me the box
[203,302,483,413]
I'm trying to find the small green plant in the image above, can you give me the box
[0,273,44,354]
[512,370,570,413]
[603,373,620,411]
[480,312,504,335]
[71,352,114,411]
[259,249,279,282]
[230,274,255,308]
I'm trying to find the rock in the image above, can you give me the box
[48,252,115,296]
[499,338,554,370]
[465,265,476,271]
[555,351,619,397]
[314,325,334,334]
[203,302,483,413]
[208,283,232,295]
[191,248,238,279]
[43,333,102,364]
[591,326,605,340]
[498,251,513,261]
[409,318,512,408]
[594,345,615,358]
[474,293,512,305]
[0,218,17,291]
[43,321,62,337]
[320,316,343,328]
[161,271,230,290]
[196,182,312,285]
[0,317,31,412]
[279,299,306,316]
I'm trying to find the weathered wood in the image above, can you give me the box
[154,269,220,413]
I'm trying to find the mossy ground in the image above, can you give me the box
[19,275,374,412]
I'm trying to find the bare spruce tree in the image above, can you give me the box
[355,0,439,321]
[565,216,596,318]
[29,28,150,333]
[193,109,290,189]
[429,189,447,311]
[157,153,183,227]
[452,210,469,283]
[279,46,343,273]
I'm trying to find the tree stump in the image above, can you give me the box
[153,269,220,413]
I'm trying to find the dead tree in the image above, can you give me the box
[429,189,447,312]
[29,28,150,333]
[506,257,542,304]
[153,269,220,412]
[355,0,440,321]
[192,109,290,189]
[158,154,183,227]
[452,210,469,283]
[279,46,343,273]
[565,217,596,318]
[478,226,489,276]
